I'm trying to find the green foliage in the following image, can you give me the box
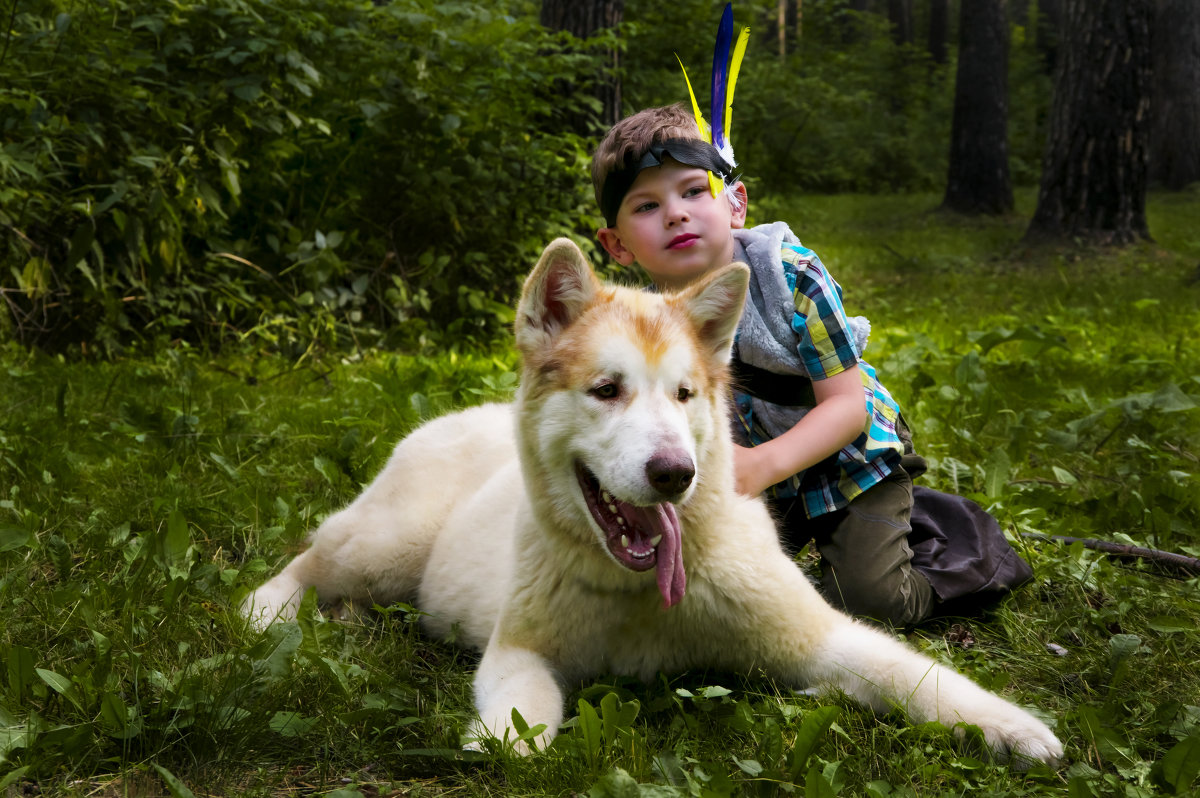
[1,0,602,353]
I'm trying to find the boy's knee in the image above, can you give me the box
[822,568,933,627]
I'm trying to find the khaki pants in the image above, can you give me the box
[768,453,935,627]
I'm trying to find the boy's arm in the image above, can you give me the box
[732,365,866,497]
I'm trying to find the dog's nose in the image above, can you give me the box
[646,451,695,496]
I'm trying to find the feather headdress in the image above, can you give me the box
[677,3,750,198]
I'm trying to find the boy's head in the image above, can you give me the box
[592,104,748,291]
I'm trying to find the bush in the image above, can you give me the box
[0,0,604,354]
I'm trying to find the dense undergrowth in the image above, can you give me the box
[1,190,1198,795]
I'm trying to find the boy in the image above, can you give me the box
[592,104,1031,626]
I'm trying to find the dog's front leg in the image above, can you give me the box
[468,643,562,754]
[813,623,1063,768]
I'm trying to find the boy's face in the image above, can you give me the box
[597,160,747,291]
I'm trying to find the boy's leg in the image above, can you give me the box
[807,460,934,627]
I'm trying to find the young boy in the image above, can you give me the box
[592,104,1032,627]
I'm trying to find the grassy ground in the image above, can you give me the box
[1,190,1198,796]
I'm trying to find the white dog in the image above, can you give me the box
[245,238,1063,766]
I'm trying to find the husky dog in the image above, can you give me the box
[244,238,1062,766]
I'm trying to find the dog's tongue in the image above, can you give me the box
[625,502,685,608]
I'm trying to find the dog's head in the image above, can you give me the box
[514,238,748,608]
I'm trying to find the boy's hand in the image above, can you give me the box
[732,443,777,497]
[731,366,869,498]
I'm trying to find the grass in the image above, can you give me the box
[2,189,1199,796]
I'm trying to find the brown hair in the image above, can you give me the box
[590,104,704,210]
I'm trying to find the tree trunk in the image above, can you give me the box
[540,0,624,130]
[943,0,1012,214]
[1026,0,1154,245]
[1150,0,1200,189]
[1035,0,1062,73]
[888,0,912,46]
[928,0,949,65]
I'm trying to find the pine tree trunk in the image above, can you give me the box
[888,0,912,46]
[1026,0,1154,245]
[928,0,949,65]
[1150,0,1200,189]
[540,0,624,130]
[943,0,1013,214]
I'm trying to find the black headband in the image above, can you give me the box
[600,138,733,226]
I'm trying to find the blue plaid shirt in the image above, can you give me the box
[733,243,905,518]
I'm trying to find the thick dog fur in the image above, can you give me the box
[245,238,1062,766]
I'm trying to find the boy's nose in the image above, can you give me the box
[665,203,690,225]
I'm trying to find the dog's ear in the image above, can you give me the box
[676,262,749,361]
[516,238,601,354]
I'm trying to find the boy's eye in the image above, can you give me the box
[633,201,658,213]
[683,186,707,198]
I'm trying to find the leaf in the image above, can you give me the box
[805,763,836,798]
[983,447,1011,498]
[577,698,602,766]
[789,705,841,782]
[269,711,317,738]
[0,768,31,791]
[151,764,197,798]
[313,456,339,485]
[251,622,302,677]
[1146,616,1195,634]
[1156,733,1200,794]
[587,768,640,798]
[35,668,74,698]
[0,527,31,552]
[7,646,34,698]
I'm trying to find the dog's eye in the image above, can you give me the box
[590,382,620,400]
[677,386,693,402]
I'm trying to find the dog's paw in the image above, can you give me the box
[975,710,1063,769]
[241,578,304,630]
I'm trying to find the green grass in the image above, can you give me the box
[2,190,1199,796]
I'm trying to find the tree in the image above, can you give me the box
[540,0,624,130]
[1026,0,1154,244]
[1150,0,1200,189]
[943,0,1013,214]
[927,0,949,65]
[887,0,912,46]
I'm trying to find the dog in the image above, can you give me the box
[244,238,1063,766]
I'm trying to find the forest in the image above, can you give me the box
[1,0,1199,795]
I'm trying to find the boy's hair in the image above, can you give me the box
[591,104,744,222]
[590,104,705,210]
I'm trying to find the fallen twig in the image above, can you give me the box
[1022,533,1200,577]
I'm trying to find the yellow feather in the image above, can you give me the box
[676,54,711,143]
[707,172,723,198]
[724,27,750,145]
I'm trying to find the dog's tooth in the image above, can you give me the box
[620,534,630,549]
[601,490,613,503]
[650,534,663,547]
[607,504,617,514]
[617,517,626,526]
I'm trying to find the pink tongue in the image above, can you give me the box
[625,502,685,608]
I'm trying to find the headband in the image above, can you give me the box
[600,138,734,226]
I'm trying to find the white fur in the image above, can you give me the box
[244,238,1062,767]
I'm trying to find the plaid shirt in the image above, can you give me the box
[733,243,905,518]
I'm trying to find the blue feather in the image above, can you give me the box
[709,3,734,156]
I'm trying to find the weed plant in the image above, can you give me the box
[2,191,1199,795]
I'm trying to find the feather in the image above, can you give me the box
[723,25,750,155]
[676,55,711,143]
[709,4,734,160]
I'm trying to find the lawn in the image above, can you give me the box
[2,190,1198,796]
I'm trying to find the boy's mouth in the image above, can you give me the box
[667,233,699,249]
